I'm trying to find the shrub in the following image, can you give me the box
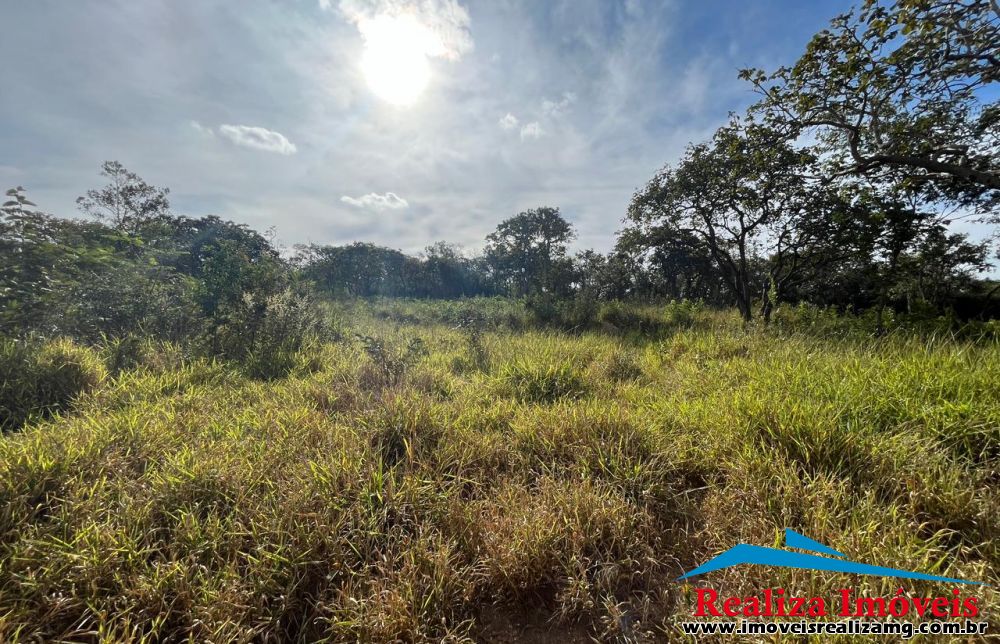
[0,337,106,432]
[357,334,428,388]
[215,289,326,379]
[662,299,703,329]
[524,293,561,327]
[771,302,845,335]
[560,292,600,330]
[454,310,490,371]
[525,293,599,331]
[100,333,187,375]
[493,359,587,403]
[69,263,204,343]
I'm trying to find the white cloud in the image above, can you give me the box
[541,92,577,117]
[336,0,473,60]
[519,121,544,140]
[498,113,519,130]
[189,120,215,137]
[218,124,297,155]
[340,191,409,210]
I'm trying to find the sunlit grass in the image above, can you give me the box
[1,300,998,641]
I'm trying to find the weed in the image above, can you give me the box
[356,333,428,388]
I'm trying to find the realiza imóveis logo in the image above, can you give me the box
[678,529,983,585]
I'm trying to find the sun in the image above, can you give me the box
[359,14,435,106]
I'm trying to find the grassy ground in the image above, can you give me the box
[1,300,998,641]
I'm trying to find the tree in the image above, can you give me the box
[197,238,285,318]
[485,207,575,296]
[415,242,486,298]
[742,0,1000,210]
[896,224,989,310]
[615,223,723,303]
[297,243,408,297]
[1,187,200,339]
[77,161,172,235]
[628,117,848,322]
[168,215,278,279]
[757,185,862,321]
[851,186,990,325]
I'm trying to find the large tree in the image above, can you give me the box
[742,0,1000,210]
[614,225,722,303]
[627,117,853,322]
[297,242,409,297]
[414,242,486,298]
[485,207,575,296]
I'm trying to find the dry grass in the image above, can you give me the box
[1,300,998,641]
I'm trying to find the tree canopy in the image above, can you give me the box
[742,0,1000,211]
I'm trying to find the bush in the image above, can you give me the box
[526,293,598,330]
[662,299,703,329]
[771,302,845,335]
[560,292,600,330]
[214,289,326,379]
[0,338,106,432]
[455,310,490,371]
[100,334,186,375]
[524,293,561,328]
[356,334,428,388]
[69,263,204,343]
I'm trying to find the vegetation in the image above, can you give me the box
[0,337,107,432]
[1,0,998,640]
[0,301,999,641]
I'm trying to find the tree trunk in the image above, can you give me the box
[760,294,773,323]
[759,277,773,324]
[735,281,753,323]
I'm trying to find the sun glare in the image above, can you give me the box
[360,14,434,106]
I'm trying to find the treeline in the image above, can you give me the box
[3,157,995,339]
[2,0,999,343]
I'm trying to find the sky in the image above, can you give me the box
[1,0,860,256]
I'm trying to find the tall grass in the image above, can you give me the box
[0,300,997,641]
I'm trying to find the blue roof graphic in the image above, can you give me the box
[678,529,983,586]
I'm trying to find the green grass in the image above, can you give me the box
[1,300,998,641]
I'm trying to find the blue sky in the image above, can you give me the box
[1,0,855,254]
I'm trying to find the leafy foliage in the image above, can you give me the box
[742,0,1000,209]
[76,160,172,234]
[356,333,428,388]
[485,207,576,296]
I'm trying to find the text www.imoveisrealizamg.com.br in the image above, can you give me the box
[680,619,989,638]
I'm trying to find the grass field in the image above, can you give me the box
[1,299,998,641]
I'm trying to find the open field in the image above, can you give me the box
[1,300,999,641]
